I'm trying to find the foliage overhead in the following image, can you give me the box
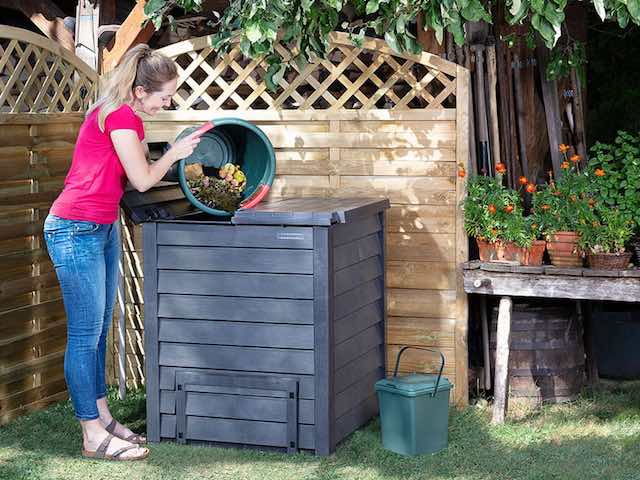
[143,0,639,87]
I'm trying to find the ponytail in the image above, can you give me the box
[89,44,177,131]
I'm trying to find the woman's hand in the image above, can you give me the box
[166,130,202,163]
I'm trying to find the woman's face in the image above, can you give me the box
[133,78,178,116]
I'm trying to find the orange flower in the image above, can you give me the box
[491,228,498,236]
[526,183,536,193]
[495,163,507,174]
[505,205,514,213]
[595,168,605,177]
[561,161,570,169]
[518,176,528,185]
[458,168,466,178]
[488,204,497,214]
[542,204,551,211]
[570,154,581,163]
[531,223,538,230]
[588,198,596,208]
[570,194,577,202]
[559,144,570,153]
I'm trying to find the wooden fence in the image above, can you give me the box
[132,32,471,405]
[0,26,96,424]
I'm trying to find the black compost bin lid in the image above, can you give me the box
[231,197,390,226]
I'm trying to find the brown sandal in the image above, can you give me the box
[105,418,147,445]
[82,433,149,461]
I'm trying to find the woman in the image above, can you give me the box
[44,44,202,461]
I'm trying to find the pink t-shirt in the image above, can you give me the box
[50,104,144,224]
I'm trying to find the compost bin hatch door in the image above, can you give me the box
[231,197,390,226]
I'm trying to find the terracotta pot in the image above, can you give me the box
[477,239,529,264]
[503,242,527,264]
[546,231,583,267]
[523,240,546,266]
[587,252,633,270]
[476,238,511,262]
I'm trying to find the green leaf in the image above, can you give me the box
[240,37,251,57]
[461,0,491,22]
[384,30,400,52]
[144,0,165,15]
[301,0,314,12]
[510,0,523,16]
[593,0,607,21]
[628,0,640,22]
[366,0,380,14]
[246,22,263,42]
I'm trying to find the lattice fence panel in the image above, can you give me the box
[164,33,457,112]
[0,28,97,114]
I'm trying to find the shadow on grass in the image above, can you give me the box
[3,384,640,480]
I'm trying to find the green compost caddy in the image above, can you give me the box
[375,347,453,456]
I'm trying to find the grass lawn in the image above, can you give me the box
[2,383,640,480]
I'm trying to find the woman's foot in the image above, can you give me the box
[103,418,147,444]
[96,397,147,444]
[82,420,148,461]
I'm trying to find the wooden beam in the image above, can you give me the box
[101,0,155,73]
[0,0,75,53]
[491,296,512,424]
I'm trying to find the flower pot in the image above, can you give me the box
[476,239,527,264]
[476,238,505,262]
[523,240,546,266]
[587,252,633,270]
[546,231,583,267]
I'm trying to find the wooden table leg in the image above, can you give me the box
[491,296,512,424]
[578,301,600,387]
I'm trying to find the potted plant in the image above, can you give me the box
[463,168,533,263]
[587,131,640,258]
[579,206,634,270]
[531,149,594,267]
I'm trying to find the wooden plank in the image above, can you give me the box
[387,288,457,318]
[334,300,383,345]
[386,205,455,234]
[338,177,456,205]
[160,390,315,425]
[334,278,383,320]
[158,343,315,375]
[385,346,456,377]
[332,215,382,247]
[0,1,75,52]
[334,367,383,419]
[1,390,67,426]
[0,362,63,397]
[157,246,314,274]
[159,366,316,399]
[0,218,44,242]
[463,269,640,302]
[334,257,382,296]
[101,0,155,73]
[275,149,330,175]
[158,319,314,349]
[0,271,58,299]
[386,316,456,349]
[0,377,66,415]
[335,324,384,370]
[313,226,333,455]
[334,393,378,445]
[386,232,455,262]
[146,109,457,123]
[491,296,512,424]
[337,151,455,176]
[333,234,382,271]
[160,414,315,450]
[334,344,384,394]
[455,64,471,407]
[158,294,314,324]
[269,175,332,199]
[156,223,313,249]
[386,261,455,290]
[157,271,314,299]
[338,120,456,134]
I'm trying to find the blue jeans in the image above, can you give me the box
[44,214,120,420]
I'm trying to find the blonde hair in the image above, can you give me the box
[90,44,177,131]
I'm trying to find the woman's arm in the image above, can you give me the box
[111,129,201,192]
